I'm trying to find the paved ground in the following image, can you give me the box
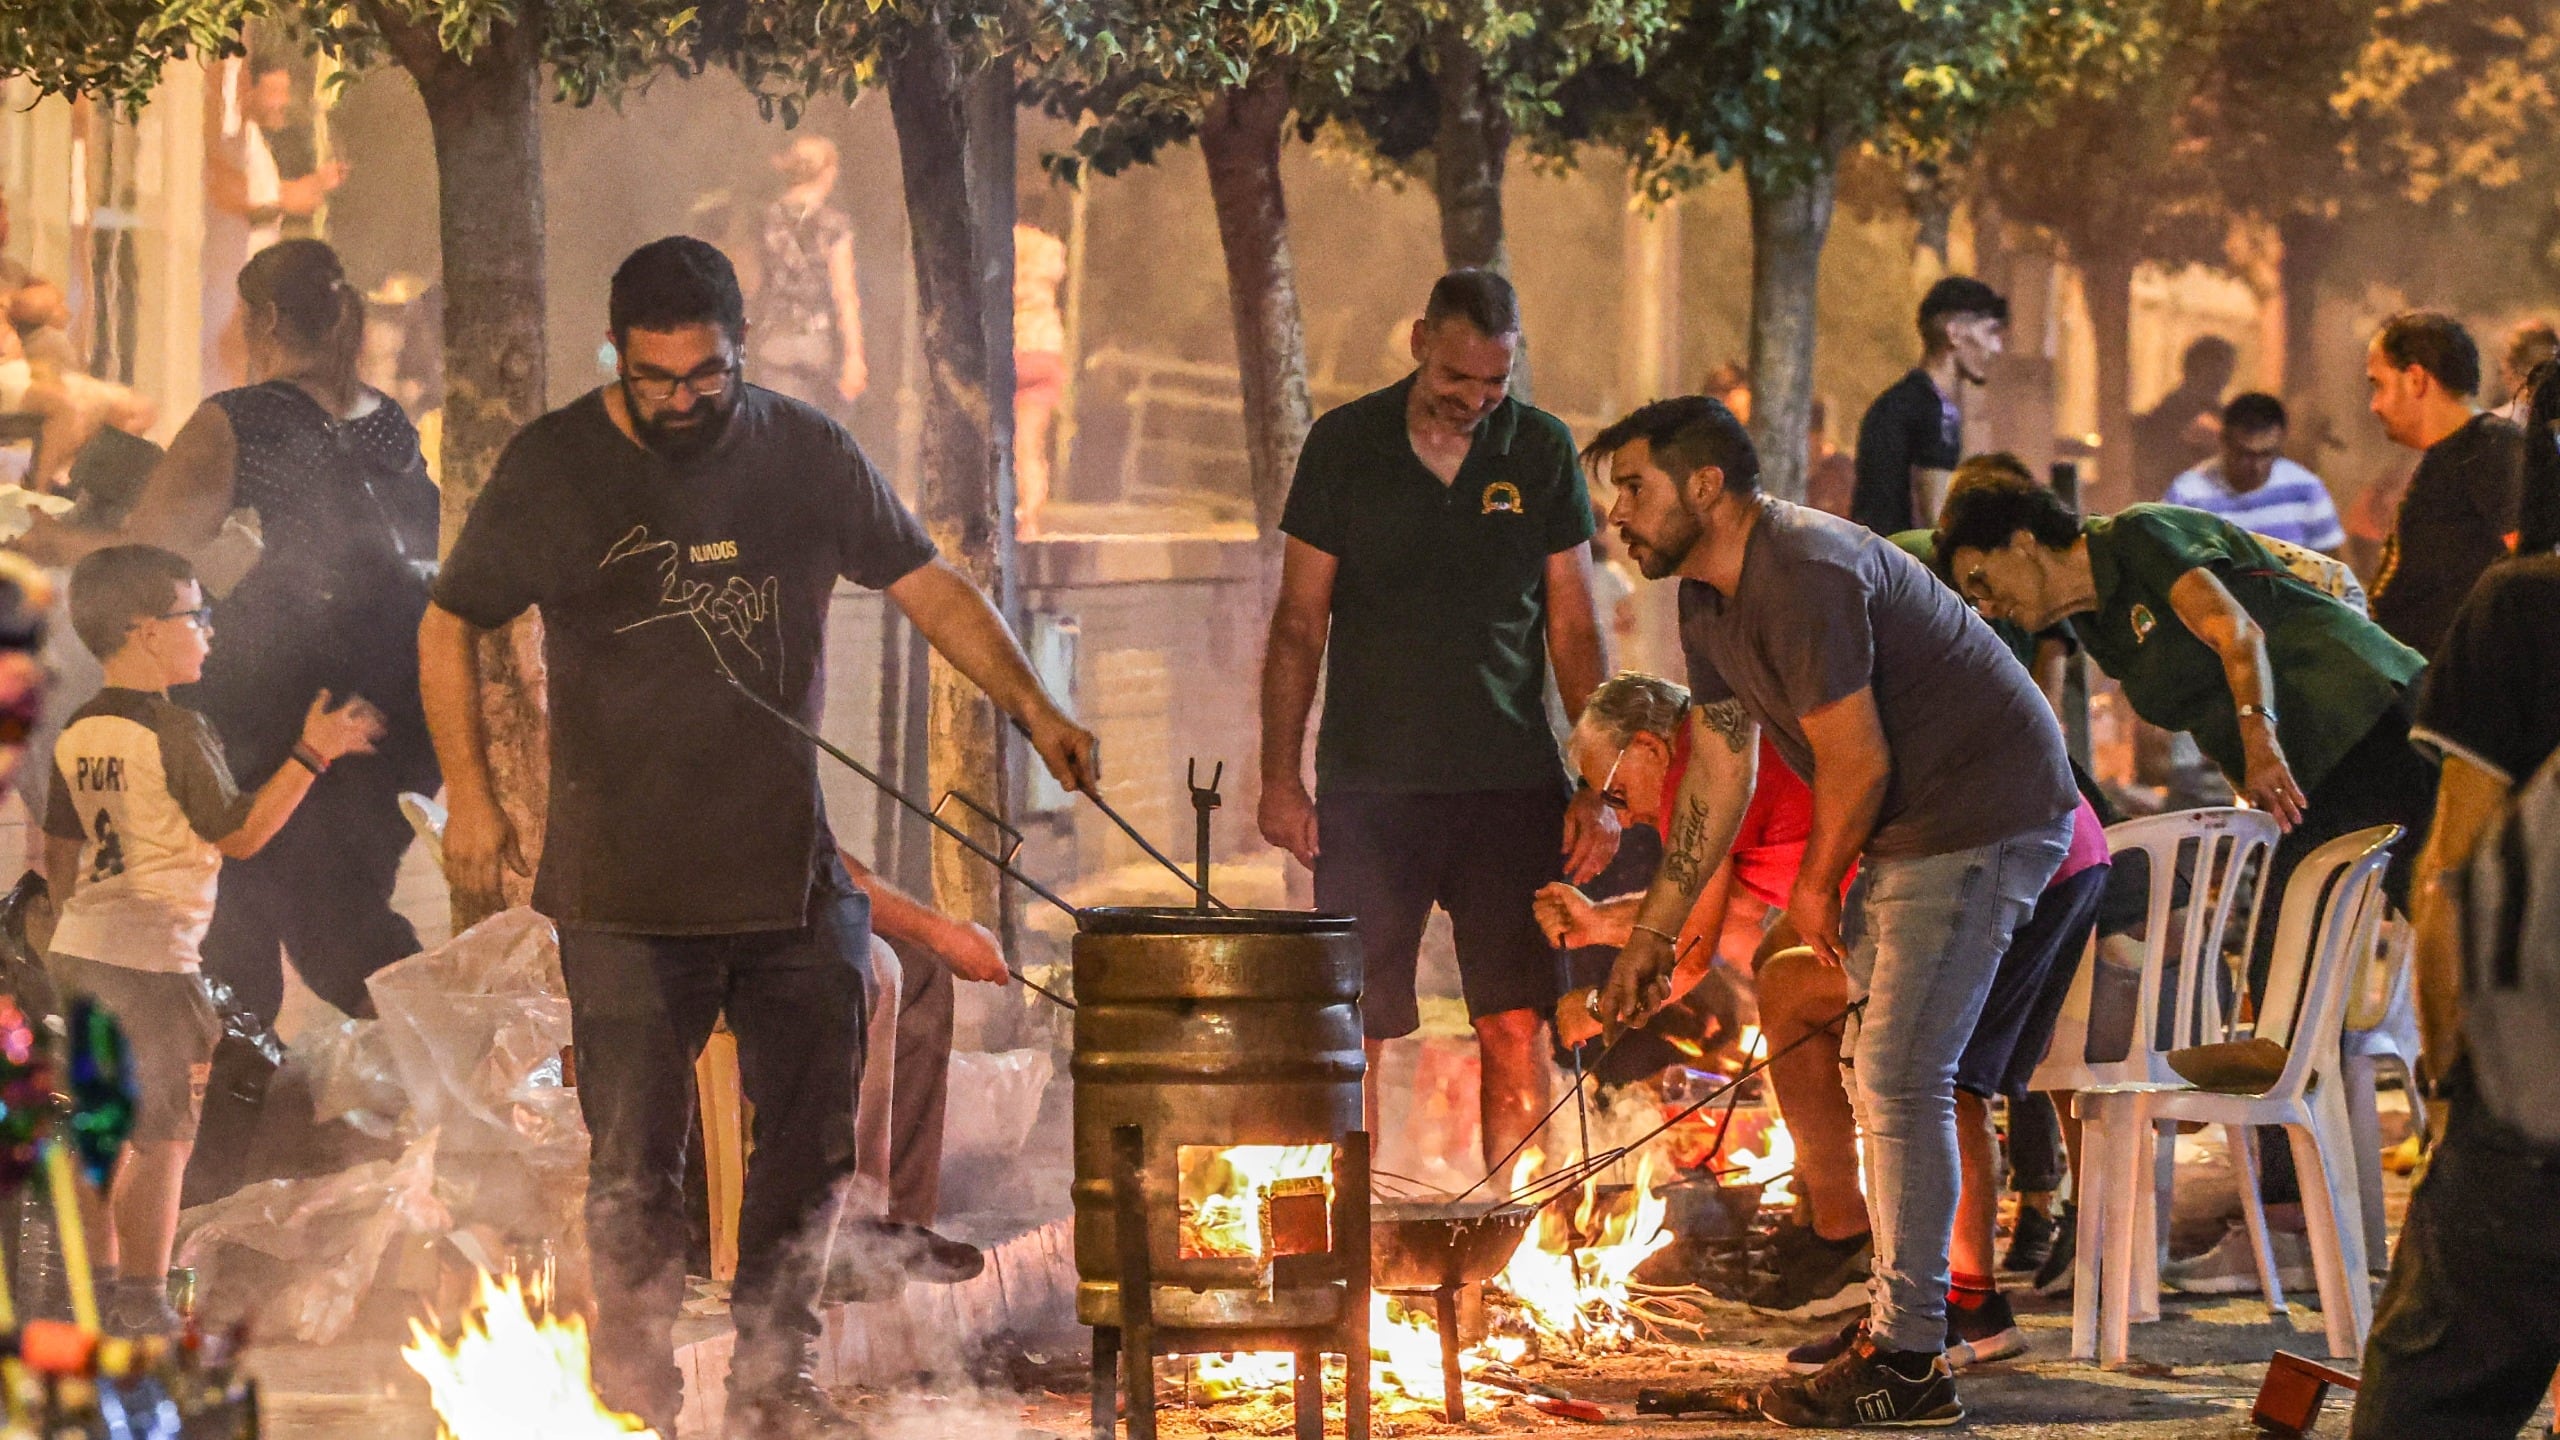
[997,1285,2395,1440]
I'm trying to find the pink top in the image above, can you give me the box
[2051,793,2111,888]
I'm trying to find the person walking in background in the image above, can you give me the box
[2165,392,2347,556]
[22,240,440,1025]
[2366,311,2525,657]
[1259,268,1614,1175]
[2130,336,2238,503]
[1014,217,1069,537]
[201,59,343,392]
[747,135,866,423]
[1851,278,2005,536]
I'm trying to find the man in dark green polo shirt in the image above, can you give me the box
[1260,269,1610,1172]
[1936,480,2433,978]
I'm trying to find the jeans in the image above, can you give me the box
[560,887,871,1426]
[1839,814,2071,1353]
[2350,1096,2560,1439]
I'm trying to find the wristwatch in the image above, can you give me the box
[2236,703,2278,728]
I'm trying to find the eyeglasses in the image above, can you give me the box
[623,360,739,404]
[1596,745,1633,816]
[157,605,214,629]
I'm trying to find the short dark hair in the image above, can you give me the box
[2520,359,2560,555]
[610,236,745,340]
[1935,465,2081,558]
[1581,395,1759,497]
[1918,276,2008,350]
[2222,391,2288,435]
[1423,269,1519,338]
[2374,311,2481,397]
[69,545,195,660]
[2181,335,2240,381]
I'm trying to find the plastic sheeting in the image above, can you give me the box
[177,1131,448,1344]
[942,1048,1052,1169]
[175,909,591,1345]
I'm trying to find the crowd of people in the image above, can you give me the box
[1260,267,2557,1433]
[0,163,2553,1437]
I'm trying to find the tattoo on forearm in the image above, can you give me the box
[1697,699,1751,755]
[1660,796,1711,894]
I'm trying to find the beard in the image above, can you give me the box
[1623,502,1703,580]
[626,385,738,461]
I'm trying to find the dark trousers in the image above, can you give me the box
[2250,702,2438,1205]
[560,889,871,1425]
[200,766,421,1021]
[2007,1092,2068,1195]
[2350,1098,2560,1439]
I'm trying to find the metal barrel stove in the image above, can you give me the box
[1071,905,1372,1440]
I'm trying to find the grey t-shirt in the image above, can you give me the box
[1676,499,2075,860]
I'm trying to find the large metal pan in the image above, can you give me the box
[1370,1200,1534,1291]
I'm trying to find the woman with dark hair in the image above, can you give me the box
[26,239,439,1020]
[2514,358,2560,556]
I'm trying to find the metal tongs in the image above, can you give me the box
[717,671,1231,1006]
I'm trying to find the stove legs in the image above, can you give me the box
[1091,1326,1120,1440]
[1111,1127,1159,1440]
[1434,1285,1464,1423]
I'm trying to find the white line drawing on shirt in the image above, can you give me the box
[602,524,785,687]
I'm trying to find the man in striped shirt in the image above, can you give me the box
[2164,392,2346,555]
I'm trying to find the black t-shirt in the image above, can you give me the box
[2373,412,2525,658]
[1850,369,1958,536]
[2411,553,2560,786]
[432,387,937,933]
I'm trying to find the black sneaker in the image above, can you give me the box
[876,1221,986,1284]
[2033,1202,2076,1297]
[1743,1230,1873,1319]
[1759,1339,1964,1429]
[724,1368,857,1440]
[1701,1220,1817,1298]
[1946,1290,2025,1368]
[2000,1205,2058,1274]
[1788,1292,2025,1374]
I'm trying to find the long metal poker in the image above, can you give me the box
[717,670,1080,1009]
[1015,718,1232,911]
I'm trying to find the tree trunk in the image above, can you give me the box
[1427,25,1528,400]
[1429,26,1510,276]
[392,13,551,930]
[1743,155,1836,504]
[2276,210,2336,406]
[2082,244,2139,513]
[1199,65,1315,534]
[886,32,1016,938]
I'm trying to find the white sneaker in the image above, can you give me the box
[2161,1223,2314,1295]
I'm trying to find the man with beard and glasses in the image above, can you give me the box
[1851,277,2006,536]
[1585,395,2075,1428]
[1260,269,1612,1176]
[419,237,1098,1440]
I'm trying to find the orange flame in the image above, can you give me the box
[403,1271,655,1438]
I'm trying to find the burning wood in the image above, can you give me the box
[403,1270,655,1439]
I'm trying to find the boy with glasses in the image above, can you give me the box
[44,543,382,1335]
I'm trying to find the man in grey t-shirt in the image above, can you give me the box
[1582,396,2074,1430]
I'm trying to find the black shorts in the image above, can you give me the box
[1956,862,2110,1099]
[1314,786,1568,1040]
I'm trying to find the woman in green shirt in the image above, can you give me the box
[1933,467,2436,997]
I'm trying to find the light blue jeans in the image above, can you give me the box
[1839,814,2073,1353]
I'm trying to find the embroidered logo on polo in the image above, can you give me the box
[2130,603,2158,643]
[1481,480,1524,515]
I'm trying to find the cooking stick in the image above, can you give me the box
[717,671,1080,1009]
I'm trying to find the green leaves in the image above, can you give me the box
[0,0,261,112]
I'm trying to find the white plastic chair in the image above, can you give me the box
[2074,824,2399,1363]
[2033,809,2279,1315]
[2341,915,2423,1270]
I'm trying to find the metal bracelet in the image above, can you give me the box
[1630,922,1680,946]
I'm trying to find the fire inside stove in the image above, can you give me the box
[1177,1143,1334,1259]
